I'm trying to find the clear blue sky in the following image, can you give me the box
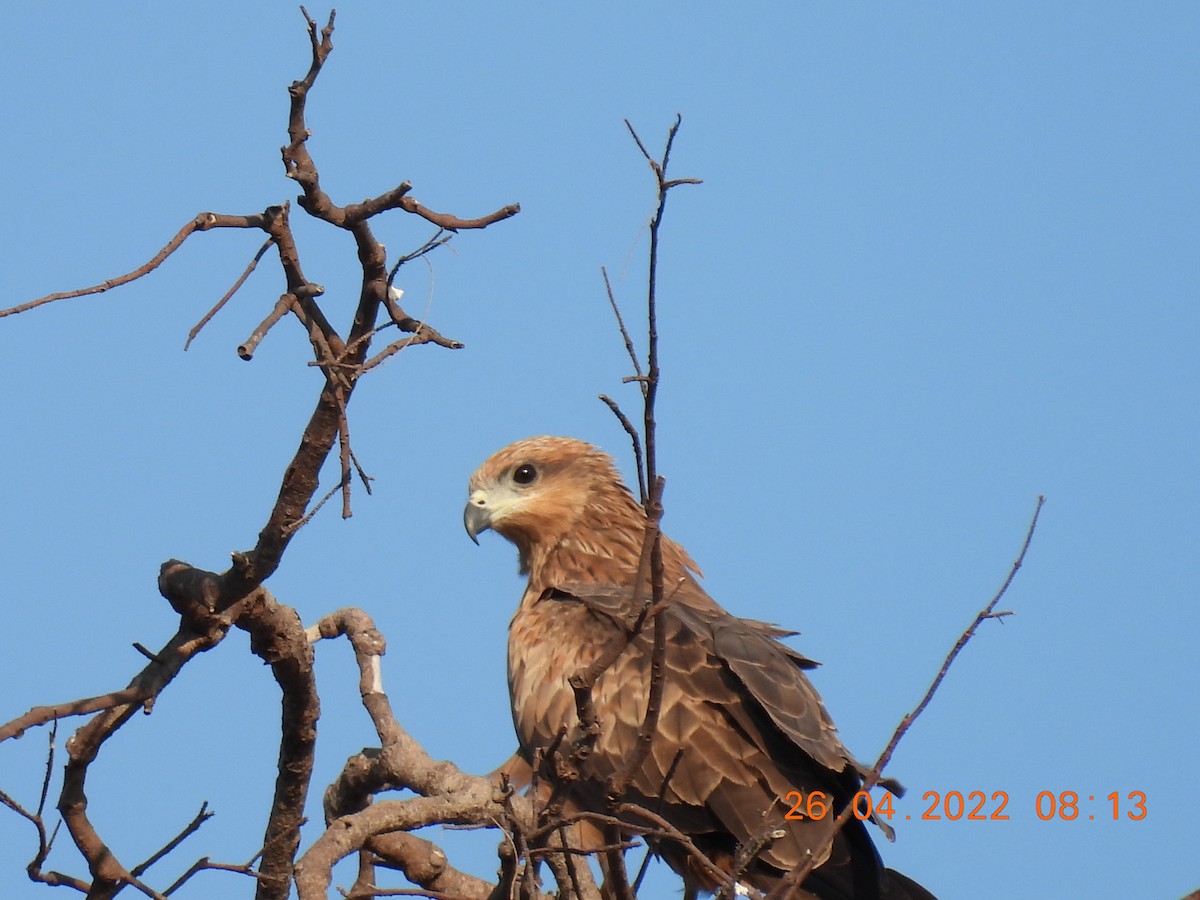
[2,4,1197,898]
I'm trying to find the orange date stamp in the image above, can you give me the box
[782,789,1147,822]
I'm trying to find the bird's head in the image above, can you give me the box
[464,435,642,571]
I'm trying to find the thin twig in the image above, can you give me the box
[0,212,269,319]
[350,446,374,495]
[601,266,644,387]
[598,394,646,504]
[764,495,1046,899]
[162,856,262,896]
[387,230,452,287]
[284,477,348,536]
[131,802,215,877]
[872,495,1045,775]
[186,237,275,349]
[630,113,704,501]
[337,387,355,518]
[38,722,57,817]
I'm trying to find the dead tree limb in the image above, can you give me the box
[0,212,272,320]
[1,9,518,900]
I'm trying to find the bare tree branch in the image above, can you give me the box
[186,237,276,349]
[161,856,262,896]
[764,495,1046,899]
[0,212,271,319]
[2,9,519,900]
[131,803,215,878]
[598,393,646,505]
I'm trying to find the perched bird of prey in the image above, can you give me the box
[465,436,935,900]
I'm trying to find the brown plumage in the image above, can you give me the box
[465,436,935,900]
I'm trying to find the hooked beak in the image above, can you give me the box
[464,497,492,545]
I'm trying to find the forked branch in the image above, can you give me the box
[1,9,518,900]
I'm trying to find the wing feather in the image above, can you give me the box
[477,435,935,898]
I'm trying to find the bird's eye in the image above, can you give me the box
[512,464,538,485]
